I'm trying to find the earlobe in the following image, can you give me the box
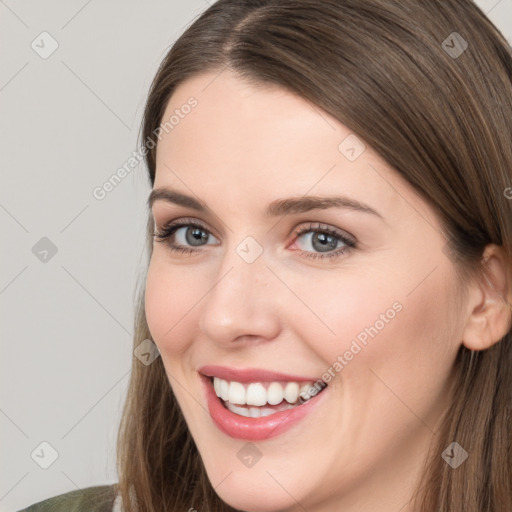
[461,244,512,351]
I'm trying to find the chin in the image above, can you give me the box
[213,481,297,512]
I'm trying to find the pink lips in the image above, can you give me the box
[198,365,328,441]
[199,365,320,383]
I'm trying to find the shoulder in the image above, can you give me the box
[17,484,118,512]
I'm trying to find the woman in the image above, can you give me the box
[20,0,512,510]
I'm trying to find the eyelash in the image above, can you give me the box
[153,219,356,261]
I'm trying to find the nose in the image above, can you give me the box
[199,245,281,347]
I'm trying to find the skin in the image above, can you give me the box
[144,70,510,512]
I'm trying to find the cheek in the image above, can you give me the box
[286,267,403,366]
[291,260,457,387]
[327,264,459,421]
[144,256,202,354]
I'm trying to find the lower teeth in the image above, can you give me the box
[224,400,301,418]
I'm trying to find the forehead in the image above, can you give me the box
[153,70,439,232]
[156,70,359,186]
[158,69,343,163]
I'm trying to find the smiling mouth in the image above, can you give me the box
[209,376,328,418]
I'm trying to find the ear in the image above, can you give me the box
[462,244,512,351]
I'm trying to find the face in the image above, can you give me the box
[145,70,466,512]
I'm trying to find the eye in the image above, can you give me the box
[153,219,219,255]
[290,222,356,260]
[153,219,356,261]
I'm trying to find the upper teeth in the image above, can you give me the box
[213,377,319,406]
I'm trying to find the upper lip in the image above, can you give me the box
[199,365,321,383]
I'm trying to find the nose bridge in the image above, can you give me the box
[199,237,280,344]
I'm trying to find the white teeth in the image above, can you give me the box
[283,382,300,404]
[213,377,221,396]
[226,403,251,417]
[267,382,284,405]
[246,383,267,406]
[219,379,229,401]
[248,407,260,418]
[212,377,325,407]
[299,383,311,401]
[228,381,246,405]
[226,401,296,418]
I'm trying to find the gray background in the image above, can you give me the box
[1,1,511,510]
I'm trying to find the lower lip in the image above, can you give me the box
[200,374,328,441]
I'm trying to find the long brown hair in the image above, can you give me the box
[114,1,512,510]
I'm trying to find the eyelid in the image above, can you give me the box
[291,222,356,245]
[154,216,220,240]
[151,207,225,237]
[154,215,354,238]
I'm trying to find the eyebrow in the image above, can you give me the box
[147,188,383,219]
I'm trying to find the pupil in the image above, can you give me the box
[187,227,208,246]
[313,232,337,252]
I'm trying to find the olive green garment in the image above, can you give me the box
[17,484,118,512]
